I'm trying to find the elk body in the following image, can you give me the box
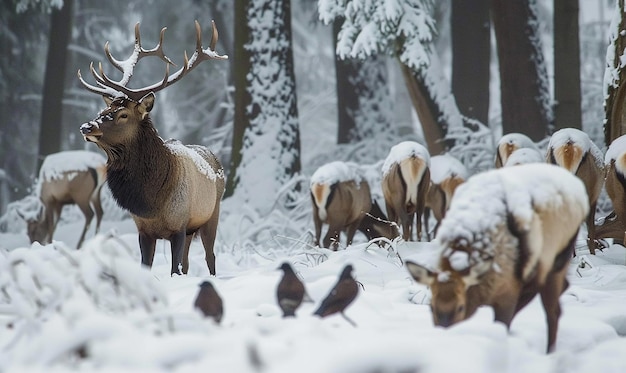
[406,163,589,353]
[310,161,373,249]
[495,133,540,168]
[78,21,227,275]
[381,141,430,241]
[503,147,544,167]
[598,134,626,241]
[546,128,604,255]
[21,151,106,249]
[424,154,468,239]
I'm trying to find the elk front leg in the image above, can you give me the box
[181,233,194,275]
[170,230,186,275]
[139,233,157,268]
[540,267,568,353]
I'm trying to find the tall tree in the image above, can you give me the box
[604,0,626,146]
[227,0,302,214]
[451,0,490,126]
[554,0,582,132]
[319,0,464,155]
[492,0,552,140]
[37,0,73,170]
[332,19,393,144]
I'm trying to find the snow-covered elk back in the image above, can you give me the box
[310,161,374,249]
[424,154,468,239]
[18,151,107,249]
[546,128,604,255]
[77,21,227,275]
[600,134,626,241]
[494,133,540,168]
[406,163,589,353]
[381,141,430,241]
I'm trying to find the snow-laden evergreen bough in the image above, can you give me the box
[77,21,227,275]
[546,128,604,255]
[406,163,589,353]
[17,151,107,250]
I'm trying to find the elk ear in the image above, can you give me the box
[102,95,114,107]
[406,261,437,285]
[138,92,155,119]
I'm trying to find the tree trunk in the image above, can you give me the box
[399,63,447,156]
[37,0,73,170]
[492,0,552,141]
[333,19,392,144]
[604,0,626,147]
[226,0,301,214]
[554,0,582,131]
[451,0,490,126]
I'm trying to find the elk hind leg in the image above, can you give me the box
[76,203,94,249]
[540,267,567,353]
[199,213,220,276]
[181,233,194,275]
[91,186,104,234]
[139,233,157,268]
[170,230,186,275]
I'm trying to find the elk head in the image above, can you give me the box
[78,20,226,150]
[406,248,492,327]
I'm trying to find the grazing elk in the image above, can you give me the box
[503,147,544,167]
[546,128,604,255]
[495,133,540,168]
[423,154,468,240]
[406,163,589,353]
[310,161,376,249]
[78,21,227,275]
[19,151,107,250]
[381,141,430,241]
[357,199,400,243]
[597,134,626,242]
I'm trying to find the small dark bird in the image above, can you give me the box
[194,281,223,324]
[313,264,359,325]
[276,262,306,317]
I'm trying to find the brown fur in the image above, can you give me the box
[599,155,626,241]
[382,157,430,241]
[22,163,106,250]
[406,165,589,353]
[357,200,400,243]
[81,94,224,275]
[311,180,372,250]
[547,138,604,255]
[424,175,465,239]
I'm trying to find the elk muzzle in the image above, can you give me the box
[80,121,103,142]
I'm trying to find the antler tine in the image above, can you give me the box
[78,20,226,101]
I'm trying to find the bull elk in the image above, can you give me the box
[19,151,106,249]
[406,163,589,353]
[77,21,227,275]
[495,133,540,168]
[381,141,430,241]
[546,128,604,255]
[310,161,398,249]
[423,154,468,240]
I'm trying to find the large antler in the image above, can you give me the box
[78,20,227,101]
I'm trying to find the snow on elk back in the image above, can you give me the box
[602,134,626,239]
[503,147,544,167]
[310,161,371,249]
[35,151,106,194]
[381,141,430,241]
[406,163,589,353]
[495,133,540,168]
[546,128,604,255]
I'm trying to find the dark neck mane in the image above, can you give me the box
[104,118,175,218]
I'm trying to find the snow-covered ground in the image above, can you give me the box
[1,215,625,373]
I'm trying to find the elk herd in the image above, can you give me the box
[12,20,626,354]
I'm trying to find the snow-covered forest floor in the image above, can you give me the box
[1,202,626,372]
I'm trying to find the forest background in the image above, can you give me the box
[0,0,620,221]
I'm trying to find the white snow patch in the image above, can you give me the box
[38,151,105,183]
[605,134,626,164]
[165,140,221,181]
[382,141,430,176]
[429,154,468,184]
[504,148,544,167]
[310,161,362,186]
[548,128,604,169]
